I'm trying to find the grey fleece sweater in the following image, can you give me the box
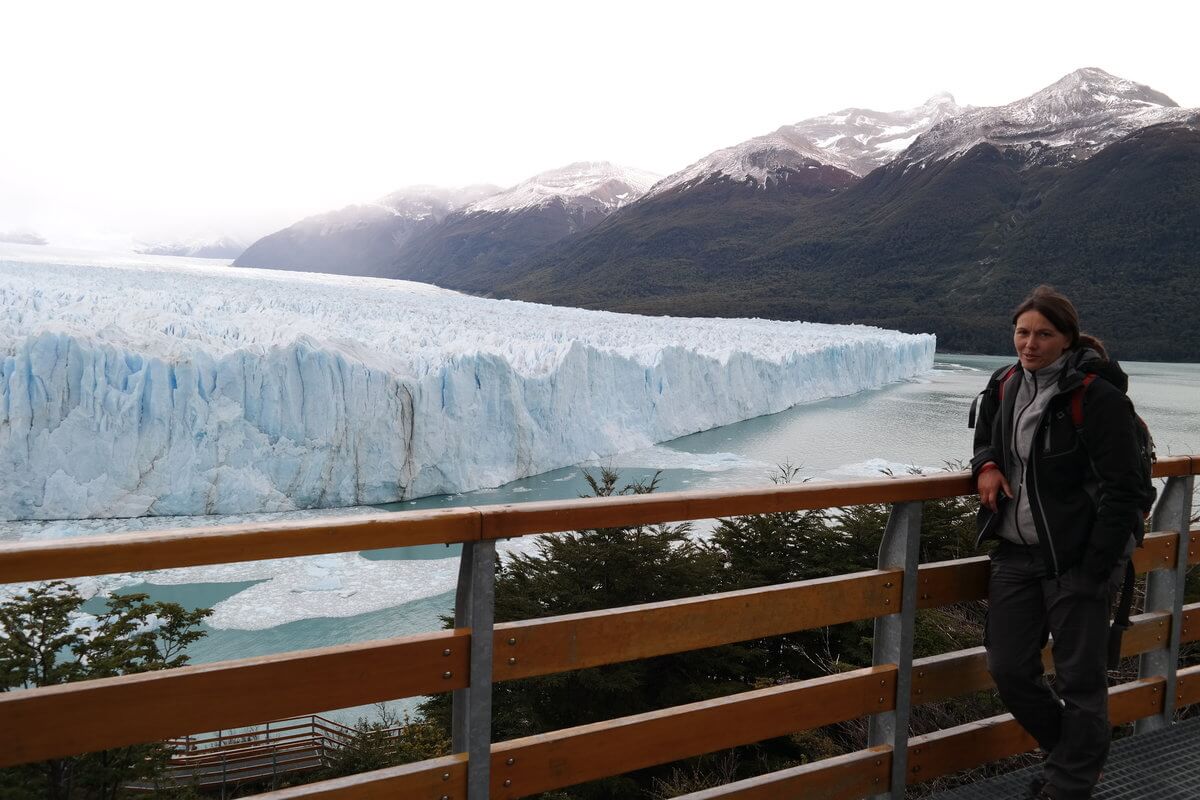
[996,352,1071,546]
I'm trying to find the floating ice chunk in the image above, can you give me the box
[829,458,940,477]
[589,446,766,474]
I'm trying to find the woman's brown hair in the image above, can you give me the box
[1011,285,1107,359]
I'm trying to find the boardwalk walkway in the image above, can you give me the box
[929,716,1200,799]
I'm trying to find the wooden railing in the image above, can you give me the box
[159,715,395,789]
[2,456,1196,800]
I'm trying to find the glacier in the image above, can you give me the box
[0,247,935,521]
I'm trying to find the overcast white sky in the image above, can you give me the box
[2,0,1197,247]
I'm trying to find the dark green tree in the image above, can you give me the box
[422,468,758,799]
[317,706,450,780]
[0,581,211,800]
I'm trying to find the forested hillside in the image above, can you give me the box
[501,124,1200,361]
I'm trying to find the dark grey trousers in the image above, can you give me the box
[985,539,1131,799]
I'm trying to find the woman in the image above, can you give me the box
[969,286,1145,800]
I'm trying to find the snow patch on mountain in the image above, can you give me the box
[647,94,964,197]
[467,162,661,215]
[902,67,1195,165]
[375,184,502,221]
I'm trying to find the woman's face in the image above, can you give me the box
[1014,310,1072,371]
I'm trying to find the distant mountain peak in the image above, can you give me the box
[1045,67,1178,106]
[375,184,502,221]
[136,235,246,259]
[646,95,966,199]
[0,228,48,246]
[466,161,662,215]
[922,91,958,108]
[902,68,1189,166]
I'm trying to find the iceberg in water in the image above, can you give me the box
[0,252,935,520]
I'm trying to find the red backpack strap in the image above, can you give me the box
[1071,373,1098,427]
[996,365,1019,402]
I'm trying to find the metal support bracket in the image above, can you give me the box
[451,539,497,798]
[1138,475,1194,733]
[869,500,923,799]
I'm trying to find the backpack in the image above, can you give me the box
[1072,372,1158,533]
[1073,370,1158,668]
[967,364,1019,430]
[969,363,1157,527]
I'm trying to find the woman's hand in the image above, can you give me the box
[977,465,1012,512]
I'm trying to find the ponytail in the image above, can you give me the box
[1077,333,1108,360]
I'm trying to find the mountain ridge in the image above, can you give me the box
[493,72,1199,361]
[231,67,1199,360]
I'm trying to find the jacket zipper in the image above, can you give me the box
[1027,365,1075,579]
[1028,437,1061,578]
[1011,377,1039,547]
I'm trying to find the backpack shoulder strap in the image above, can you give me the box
[996,364,1019,401]
[1070,373,1099,429]
[969,364,1019,429]
[1107,560,1137,670]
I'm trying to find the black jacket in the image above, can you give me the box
[971,349,1144,580]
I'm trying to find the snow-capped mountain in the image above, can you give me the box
[374,184,502,222]
[466,161,661,216]
[493,69,1200,363]
[234,185,500,275]
[137,235,247,259]
[388,162,663,290]
[902,67,1197,166]
[646,94,964,198]
[235,165,659,284]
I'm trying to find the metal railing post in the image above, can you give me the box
[1137,474,1194,733]
[452,539,497,798]
[868,500,922,799]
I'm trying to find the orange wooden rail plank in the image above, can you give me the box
[909,611,1173,706]
[1123,611,1176,656]
[671,746,894,800]
[0,508,482,583]
[2,457,1193,582]
[1135,532,1180,572]
[488,665,897,799]
[1177,664,1200,708]
[0,630,469,767]
[493,569,901,680]
[1183,604,1199,645]
[248,754,468,800]
[915,557,989,607]
[479,456,1191,542]
[479,472,976,539]
[1153,456,1194,478]
[905,679,1163,785]
[913,533,1183,612]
